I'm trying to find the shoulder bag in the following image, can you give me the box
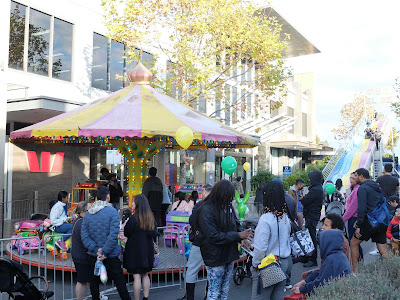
[289,220,315,259]
[258,216,287,289]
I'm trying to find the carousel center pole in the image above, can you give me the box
[111,139,166,207]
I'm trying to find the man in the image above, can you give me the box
[234,176,244,197]
[376,164,399,199]
[81,186,130,300]
[301,170,323,267]
[100,167,110,180]
[350,168,389,272]
[161,184,172,227]
[107,173,123,210]
[177,183,213,300]
[375,130,382,150]
[288,178,305,230]
[142,167,164,226]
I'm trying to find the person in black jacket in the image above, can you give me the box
[108,173,123,210]
[351,168,389,272]
[177,183,213,300]
[197,180,253,300]
[71,201,91,300]
[302,170,323,267]
[123,194,158,300]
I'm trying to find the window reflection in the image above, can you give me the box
[9,1,26,70]
[53,18,72,81]
[92,33,108,90]
[27,9,50,75]
[110,40,125,92]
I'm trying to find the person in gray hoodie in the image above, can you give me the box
[81,186,131,300]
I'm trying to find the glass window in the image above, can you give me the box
[9,1,26,70]
[241,89,246,119]
[215,89,222,118]
[198,93,206,113]
[302,113,307,137]
[232,87,237,123]
[247,93,251,117]
[110,40,125,92]
[92,33,109,90]
[52,18,72,81]
[287,107,294,134]
[27,9,51,75]
[141,50,154,69]
[224,85,231,125]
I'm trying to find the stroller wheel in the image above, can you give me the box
[233,266,245,285]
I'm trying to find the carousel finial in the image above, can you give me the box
[128,61,153,85]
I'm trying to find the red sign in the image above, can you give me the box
[26,151,64,173]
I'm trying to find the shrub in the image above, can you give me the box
[250,169,277,191]
[308,256,400,300]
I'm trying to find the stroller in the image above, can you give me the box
[0,258,53,300]
[325,201,345,216]
[233,216,259,285]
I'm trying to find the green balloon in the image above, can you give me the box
[221,156,237,175]
[324,183,335,195]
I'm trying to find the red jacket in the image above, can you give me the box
[386,217,400,240]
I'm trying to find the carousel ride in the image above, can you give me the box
[8,62,258,272]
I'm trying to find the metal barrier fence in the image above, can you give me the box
[0,226,189,300]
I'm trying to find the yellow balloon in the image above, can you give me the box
[175,126,194,149]
[243,162,250,172]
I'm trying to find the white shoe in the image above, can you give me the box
[100,295,108,300]
[369,248,380,255]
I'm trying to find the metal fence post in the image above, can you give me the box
[33,190,39,216]
[1,189,4,238]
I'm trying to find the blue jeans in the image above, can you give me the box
[112,202,120,211]
[55,222,73,241]
[206,262,234,300]
[348,216,363,259]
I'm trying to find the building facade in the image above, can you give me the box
[1,0,321,212]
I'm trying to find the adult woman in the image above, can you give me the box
[251,181,292,300]
[71,201,91,300]
[197,180,253,300]
[123,194,158,300]
[342,172,363,260]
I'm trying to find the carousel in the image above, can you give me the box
[8,62,258,273]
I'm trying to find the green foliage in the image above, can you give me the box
[282,171,310,190]
[308,256,400,300]
[250,169,277,191]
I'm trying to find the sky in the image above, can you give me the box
[270,0,400,149]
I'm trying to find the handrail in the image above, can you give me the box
[322,115,366,182]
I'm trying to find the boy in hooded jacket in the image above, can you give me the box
[301,170,323,267]
[81,186,131,300]
[291,229,352,294]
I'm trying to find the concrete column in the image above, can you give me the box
[154,150,165,184]
[206,148,215,184]
[0,1,11,200]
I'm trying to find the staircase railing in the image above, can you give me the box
[322,115,366,182]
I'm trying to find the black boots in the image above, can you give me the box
[177,283,195,300]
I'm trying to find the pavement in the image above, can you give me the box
[104,240,379,300]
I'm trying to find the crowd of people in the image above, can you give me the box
[47,160,400,300]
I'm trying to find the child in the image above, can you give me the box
[291,229,352,294]
[50,191,73,249]
[386,207,400,256]
[119,208,132,253]
[123,194,158,300]
[171,192,194,215]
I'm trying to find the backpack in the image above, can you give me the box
[368,195,390,229]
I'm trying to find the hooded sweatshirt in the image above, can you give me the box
[299,229,352,294]
[81,201,120,258]
[357,180,384,228]
[302,171,323,221]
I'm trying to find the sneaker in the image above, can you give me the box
[56,239,67,250]
[285,284,293,289]
[369,248,380,256]
[100,294,108,300]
